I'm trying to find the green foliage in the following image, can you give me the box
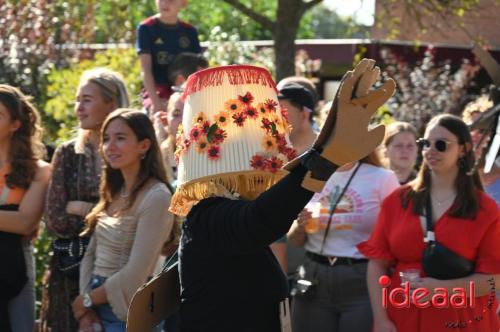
[203,27,275,73]
[308,4,366,39]
[181,1,276,41]
[33,226,54,313]
[44,48,142,143]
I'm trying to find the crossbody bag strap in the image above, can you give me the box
[424,195,435,243]
[319,162,361,255]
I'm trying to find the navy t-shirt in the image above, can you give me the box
[136,17,201,85]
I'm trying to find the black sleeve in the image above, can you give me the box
[185,165,314,255]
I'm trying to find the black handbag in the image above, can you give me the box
[422,197,475,280]
[0,204,27,300]
[53,235,90,280]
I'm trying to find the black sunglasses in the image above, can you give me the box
[416,138,457,152]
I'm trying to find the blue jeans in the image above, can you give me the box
[91,275,126,332]
[8,241,35,332]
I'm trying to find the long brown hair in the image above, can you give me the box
[401,114,483,219]
[0,85,45,189]
[83,109,173,235]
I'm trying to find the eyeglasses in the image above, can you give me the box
[416,138,457,152]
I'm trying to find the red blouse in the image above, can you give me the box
[358,187,500,332]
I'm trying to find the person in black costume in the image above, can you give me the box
[168,60,396,332]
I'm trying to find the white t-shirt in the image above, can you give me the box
[304,162,399,258]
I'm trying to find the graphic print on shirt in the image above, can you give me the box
[315,185,364,232]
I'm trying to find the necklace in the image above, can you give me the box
[120,186,129,198]
[434,193,456,206]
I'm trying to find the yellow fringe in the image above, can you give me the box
[169,170,288,216]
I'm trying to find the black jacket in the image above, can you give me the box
[179,165,314,332]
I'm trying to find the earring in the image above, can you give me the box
[140,153,146,160]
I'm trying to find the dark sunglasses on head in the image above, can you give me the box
[416,138,456,152]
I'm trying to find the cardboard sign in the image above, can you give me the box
[126,262,180,332]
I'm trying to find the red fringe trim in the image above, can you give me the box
[182,65,277,99]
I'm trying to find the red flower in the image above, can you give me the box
[232,112,247,127]
[261,118,273,132]
[201,121,211,134]
[284,147,297,161]
[280,106,289,121]
[190,127,202,141]
[207,145,221,160]
[264,99,278,112]
[238,92,254,105]
[184,139,191,149]
[211,128,227,144]
[250,155,266,170]
[245,106,258,119]
[265,156,283,173]
[275,133,287,147]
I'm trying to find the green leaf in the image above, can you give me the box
[206,123,219,143]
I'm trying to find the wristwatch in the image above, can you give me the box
[83,292,93,308]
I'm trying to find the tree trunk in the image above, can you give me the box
[274,0,305,81]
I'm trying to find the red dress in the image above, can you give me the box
[358,187,500,332]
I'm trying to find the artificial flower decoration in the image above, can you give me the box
[232,112,247,127]
[250,155,266,170]
[256,102,268,115]
[264,99,278,112]
[262,135,277,152]
[207,145,221,160]
[265,156,283,173]
[211,128,227,145]
[245,106,258,119]
[195,137,209,154]
[194,112,207,125]
[238,92,254,105]
[224,99,245,113]
[214,111,230,127]
[190,127,202,141]
[200,121,211,134]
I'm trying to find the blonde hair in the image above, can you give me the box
[462,94,493,125]
[79,68,129,109]
[383,121,418,147]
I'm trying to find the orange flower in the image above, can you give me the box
[224,99,245,113]
[262,135,277,152]
[214,111,230,127]
[193,112,207,125]
[195,137,209,154]
[256,102,268,115]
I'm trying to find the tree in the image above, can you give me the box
[219,0,323,81]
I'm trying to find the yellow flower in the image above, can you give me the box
[262,135,277,152]
[195,137,209,154]
[214,111,230,127]
[193,112,207,125]
[224,99,245,113]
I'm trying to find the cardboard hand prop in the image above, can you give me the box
[285,59,396,192]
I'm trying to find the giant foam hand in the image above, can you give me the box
[286,59,396,192]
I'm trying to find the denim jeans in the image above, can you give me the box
[91,275,126,332]
[8,241,35,332]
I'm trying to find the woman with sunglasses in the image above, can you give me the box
[359,114,500,332]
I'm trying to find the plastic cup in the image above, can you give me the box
[399,268,421,286]
[304,202,321,234]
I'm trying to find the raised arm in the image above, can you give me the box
[187,164,314,255]
[0,160,51,235]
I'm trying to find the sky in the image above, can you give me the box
[323,0,375,26]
